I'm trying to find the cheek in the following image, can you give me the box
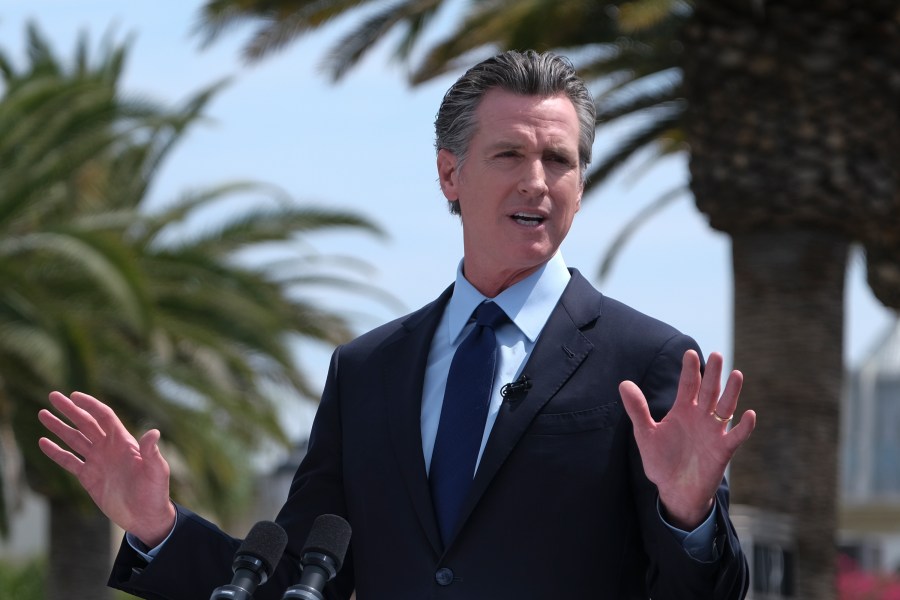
[553,195,581,235]
[554,181,583,216]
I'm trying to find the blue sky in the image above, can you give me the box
[3,1,895,432]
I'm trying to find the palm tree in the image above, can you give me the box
[680,2,900,597]
[193,1,900,598]
[0,25,384,600]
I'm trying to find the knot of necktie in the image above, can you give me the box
[473,301,508,330]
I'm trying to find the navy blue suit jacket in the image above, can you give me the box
[109,270,749,599]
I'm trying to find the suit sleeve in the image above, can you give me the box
[627,333,750,600]
[108,504,248,600]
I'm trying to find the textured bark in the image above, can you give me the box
[729,230,848,600]
[680,2,900,596]
[682,0,900,239]
[46,498,113,600]
[681,0,900,308]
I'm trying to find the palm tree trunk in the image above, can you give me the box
[729,229,848,600]
[46,498,113,600]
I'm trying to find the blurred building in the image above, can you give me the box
[0,486,47,564]
[839,318,900,573]
[731,505,796,600]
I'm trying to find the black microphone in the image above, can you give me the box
[501,375,532,401]
[210,520,288,600]
[281,514,352,600]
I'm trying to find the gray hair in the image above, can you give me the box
[434,50,596,214]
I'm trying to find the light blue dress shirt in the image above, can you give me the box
[420,252,572,475]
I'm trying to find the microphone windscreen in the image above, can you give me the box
[302,514,352,571]
[237,520,289,577]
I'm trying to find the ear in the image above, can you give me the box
[437,148,460,201]
[575,176,584,213]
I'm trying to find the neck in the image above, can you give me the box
[462,263,543,298]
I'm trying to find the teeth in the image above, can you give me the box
[512,213,544,226]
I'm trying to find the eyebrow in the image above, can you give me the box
[485,140,576,157]
[485,140,524,153]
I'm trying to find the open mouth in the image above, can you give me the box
[511,212,545,226]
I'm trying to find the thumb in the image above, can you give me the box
[619,380,655,431]
[138,429,168,469]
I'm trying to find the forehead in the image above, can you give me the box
[472,89,580,145]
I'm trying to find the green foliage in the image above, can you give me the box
[0,559,139,599]
[0,23,386,530]
[0,559,44,600]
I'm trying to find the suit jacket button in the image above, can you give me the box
[435,567,454,586]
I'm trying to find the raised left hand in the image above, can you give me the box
[619,350,756,529]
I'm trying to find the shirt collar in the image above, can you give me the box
[447,252,571,344]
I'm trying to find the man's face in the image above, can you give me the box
[437,89,584,295]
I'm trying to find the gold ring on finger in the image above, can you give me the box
[711,410,733,424]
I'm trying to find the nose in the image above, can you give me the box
[518,159,549,198]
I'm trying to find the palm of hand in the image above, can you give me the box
[619,351,756,529]
[38,391,175,546]
[81,425,171,536]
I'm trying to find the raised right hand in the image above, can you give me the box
[38,391,177,547]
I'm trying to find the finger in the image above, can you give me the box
[619,381,656,431]
[712,369,744,423]
[48,392,105,440]
[38,409,92,457]
[670,350,702,415]
[69,391,127,436]
[38,437,84,476]
[724,410,757,454]
[697,352,723,415]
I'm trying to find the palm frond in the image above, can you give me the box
[596,185,689,281]
[584,104,684,195]
[616,0,682,33]
[320,0,442,81]
[196,0,376,62]
[595,72,682,124]
[0,231,146,332]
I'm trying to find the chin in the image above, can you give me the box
[516,244,555,263]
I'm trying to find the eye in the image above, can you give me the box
[546,153,574,167]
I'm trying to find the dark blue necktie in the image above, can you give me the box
[430,301,508,545]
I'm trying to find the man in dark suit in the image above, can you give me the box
[39,50,756,599]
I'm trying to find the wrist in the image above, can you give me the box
[659,494,713,531]
[133,500,177,548]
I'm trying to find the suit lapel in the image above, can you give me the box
[448,271,603,548]
[383,286,453,557]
